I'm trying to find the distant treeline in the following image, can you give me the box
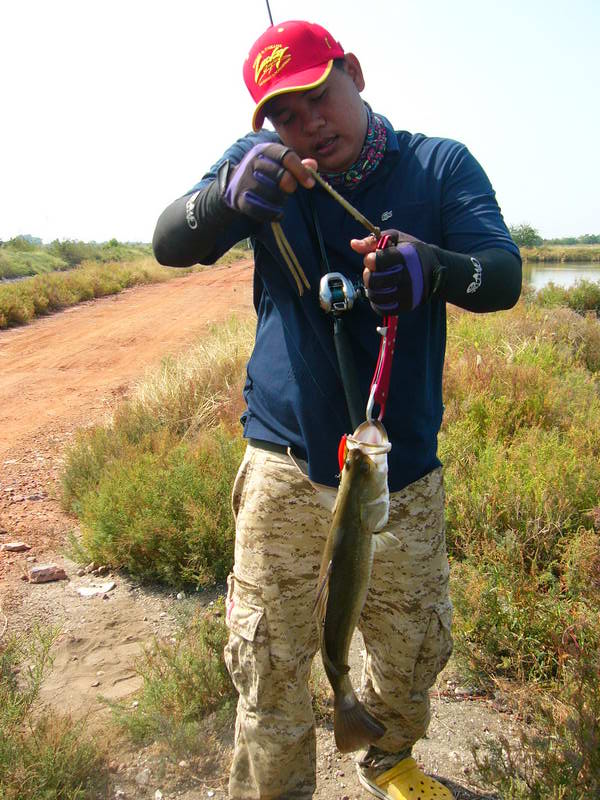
[0,236,151,280]
[544,234,600,245]
[509,224,600,248]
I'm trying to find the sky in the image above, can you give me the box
[1,0,598,243]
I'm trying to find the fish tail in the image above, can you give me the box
[333,690,386,753]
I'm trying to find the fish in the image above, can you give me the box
[314,420,396,753]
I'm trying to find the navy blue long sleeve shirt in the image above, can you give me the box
[153,116,521,491]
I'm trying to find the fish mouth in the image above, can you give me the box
[348,421,391,454]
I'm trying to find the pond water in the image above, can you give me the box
[523,262,600,291]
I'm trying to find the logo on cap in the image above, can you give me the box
[253,45,292,87]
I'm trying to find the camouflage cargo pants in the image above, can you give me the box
[224,444,453,799]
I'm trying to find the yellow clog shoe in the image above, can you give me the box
[357,755,453,800]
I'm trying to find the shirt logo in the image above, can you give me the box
[381,210,393,221]
[185,191,200,230]
[466,256,482,294]
[253,45,292,86]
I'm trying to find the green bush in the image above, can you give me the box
[450,552,600,685]
[111,599,235,756]
[442,303,600,693]
[62,423,161,517]
[0,248,67,279]
[5,236,38,251]
[46,239,151,268]
[0,628,108,799]
[62,317,253,586]
[75,430,244,586]
[509,223,543,248]
[441,300,600,796]
[442,426,600,564]
[0,238,153,280]
[536,279,600,313]
[474,643,600,799]
[62,316,254,513]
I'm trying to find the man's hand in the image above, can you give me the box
[351,229,445,314]
[224,143,316,223]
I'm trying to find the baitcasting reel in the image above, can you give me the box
[318,272,365,315]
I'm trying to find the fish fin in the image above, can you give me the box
[333,691,386,753]
[360,499,389,532]
[313,559,332,625]
[372,531,400,553]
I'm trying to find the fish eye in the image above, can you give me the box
[345,451,359,468]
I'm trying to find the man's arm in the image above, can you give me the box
[352,143,521,314]
[152,131,279,268]
[435,143,521,312]
[430,245,521,312]
[152,168,253,268]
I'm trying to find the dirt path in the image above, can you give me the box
[0,262,506,799]
[0,260,254,461]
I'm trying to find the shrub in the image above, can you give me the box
[536,279,600,313]
[0,248,67,279]
[75,430,244,586]
[6,236,37,251]
[473,641,600,799]
[111,599,235,756]
[520,245,600,263]
[61,316,254,514]
[0,627,108,799]
[0,258,173,328]
[450,552,600,685]
[443,303,600,693]
[442,426,600,563]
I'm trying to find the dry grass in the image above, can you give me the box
[131,315,255,437]
[521,244,600,262]
[0,257,173,328]
[0,247,249,329]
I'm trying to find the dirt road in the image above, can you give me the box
[0,260,254,460]
[0,263,504,799]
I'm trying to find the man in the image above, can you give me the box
[153,19,521,800]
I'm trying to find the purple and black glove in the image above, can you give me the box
[365,229,445,314]
[223,142,292,223]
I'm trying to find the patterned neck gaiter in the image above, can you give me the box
[321,104,387,191]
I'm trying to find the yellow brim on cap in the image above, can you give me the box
[252,60,334,132]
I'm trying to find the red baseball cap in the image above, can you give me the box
[243,20,345,132]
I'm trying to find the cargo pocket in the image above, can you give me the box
[224,574,271,709]
[411,600,453,693]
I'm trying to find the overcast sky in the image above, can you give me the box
[2,0,598,242]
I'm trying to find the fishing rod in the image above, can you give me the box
[265,0,274,25]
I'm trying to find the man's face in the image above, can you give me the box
[265,55,368,173]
